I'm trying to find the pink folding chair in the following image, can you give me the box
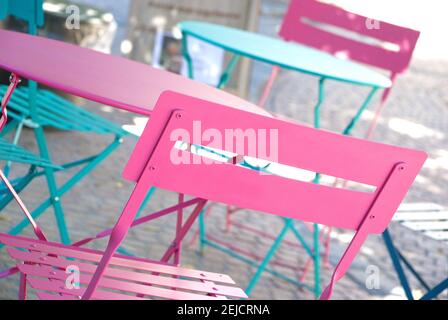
[0,91,425,300]
[276,0,421,273]
[261,0,420,137]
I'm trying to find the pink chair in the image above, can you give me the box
[1,91,425,299]
[261,0,420,137]
[277,0,421,273]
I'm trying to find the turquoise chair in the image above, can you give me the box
[0,0,129,245]
[0,138,63,209]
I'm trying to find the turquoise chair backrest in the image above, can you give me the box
[0,0,44,34]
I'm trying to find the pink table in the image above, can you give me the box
[0,29,267,117]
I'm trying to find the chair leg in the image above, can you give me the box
[313,223,321,298]
[320,229,368,300]
[342,87,379,136]
[4,136,122,243]
[421,279,448,300]
[82,174,153,300]
[33,126,70,244]
[382,229,414,300]
[0,168,35,211]
[18,273,27,300]
[161,200,207,263]
[116,186,157,256]
[198,207,207,255]
[174,193,184,266]
[245,219,294,295]
[0,120,17,138]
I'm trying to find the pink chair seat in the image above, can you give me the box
[0,233,247,300]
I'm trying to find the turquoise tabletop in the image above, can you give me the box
[180,21,392,89]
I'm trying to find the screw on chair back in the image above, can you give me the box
[279,0,420,137]
[124,91,426,298]
[0,0,44,34]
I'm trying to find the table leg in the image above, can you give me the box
[245,219,294,295]
[181,33,194,80]
[217,55,241,89]
[342,87,379,136]
[310,78,327,297]
[33,125,70,244]
[314,77,326,129]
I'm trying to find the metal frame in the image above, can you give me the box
[383,229,448,300]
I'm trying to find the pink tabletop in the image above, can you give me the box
[0,29,267,117]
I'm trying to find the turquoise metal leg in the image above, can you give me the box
[198,207,206,255]
[421,279,448,300]
[343,87,379,136]
[245,219,294,295]
[33,126,70,244]
[181,33,194,80]
[383,229,414,300]
[0,120,17,138]
[314,78,326,129]
[310,78,326,297]
[384,229,448,300]
[182,32,240,90]
[24,78,70,244]
[204,237,312,291]
[3,121,24,177]
[0,168,35,210]
[135,187,157,220]
[290,223,313,257]
[2,138,122,246]
[217,55,240,89]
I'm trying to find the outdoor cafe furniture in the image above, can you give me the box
[179,0,420,297]
[0,0,129,245]
[0,29,426,300]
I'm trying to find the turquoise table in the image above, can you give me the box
[179,21,392,298]
[180,21,391,132]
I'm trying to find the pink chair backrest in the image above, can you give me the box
[279,0,420,75]
[123,91,426,234]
